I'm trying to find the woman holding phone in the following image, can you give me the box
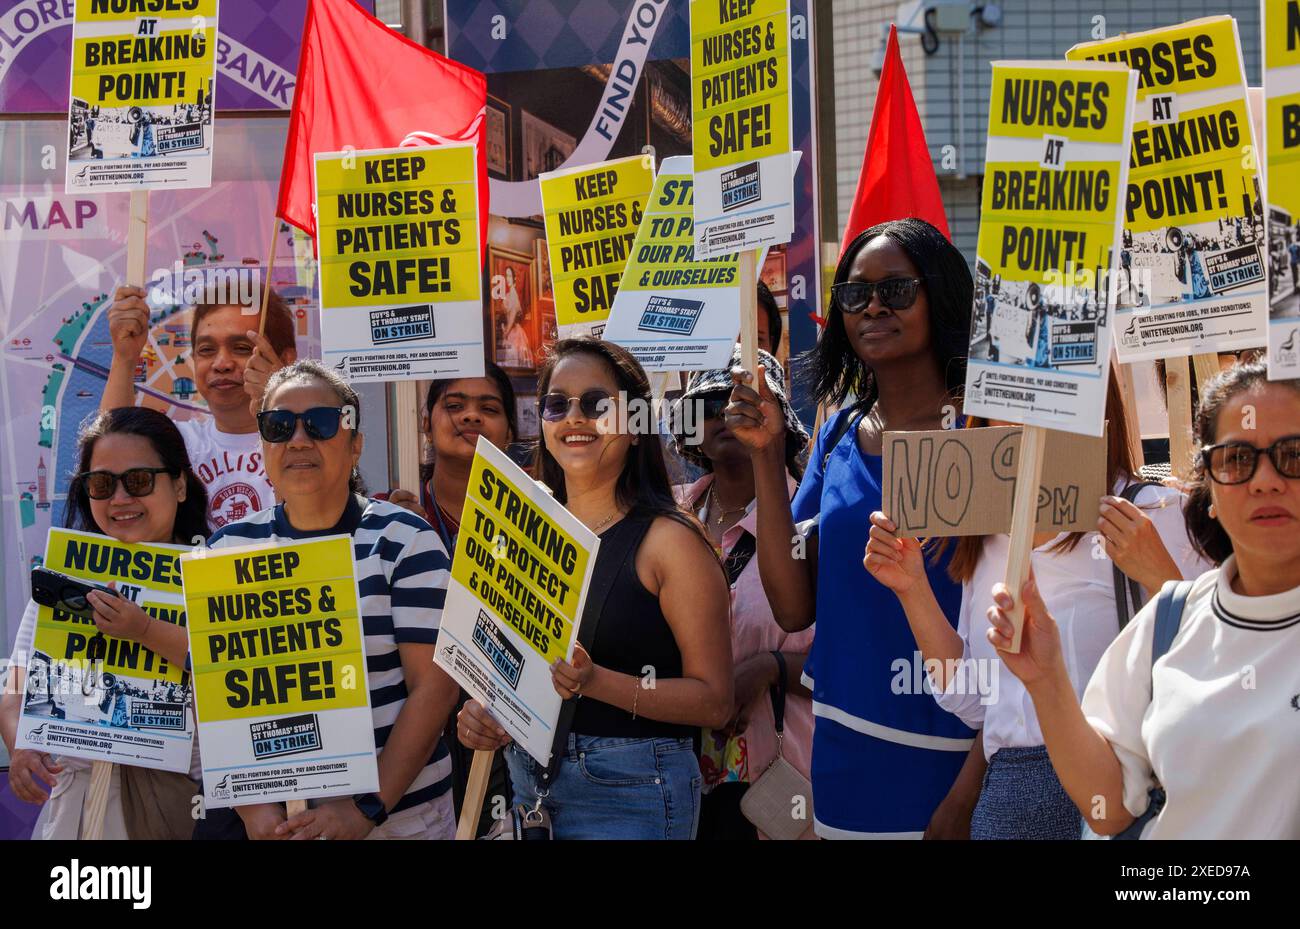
[1,407,207,839]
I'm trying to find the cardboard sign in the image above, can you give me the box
[964,61,1136,436]
[540,155,654,338]
[881,426,1109,538]
[181,536,378,808]
[1264,0,1300,377]
[15,529,195,772]
[603,156,741,371]
[689,0,794,258]
[314,144,484,382]
[65,0,219,193]
[434,438,599,767]
[1068,17,1270,361]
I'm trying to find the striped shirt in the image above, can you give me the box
[207,494,452,814]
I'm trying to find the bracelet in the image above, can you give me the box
[631,675,640,720]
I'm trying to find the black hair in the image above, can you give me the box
[534,338,714,551]
[802,218,972,413]
[1185,363,1300,564]
[190,288,296,358]
[261,359,367,495]
[65,407,209,545]
[421,362,518,487]
[757,280,782,350]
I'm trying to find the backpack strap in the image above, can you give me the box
[1111,481,1162,630]
[1149,579,1193,686]
[1112,578,1194,840]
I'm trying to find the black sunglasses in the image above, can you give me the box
[540,389,613,423]
[833,277,924,314]
[699,393,730,420]
[257,407,350,443]
[1201,436,1300,485]
[80,468,174,500]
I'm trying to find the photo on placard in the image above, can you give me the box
[521,109,576,181]
[69,88,214,167]
[489,245,538,374]
[1269,209,1300,322]
[968,257,1104,372]
[21,647,191,737]
[486,95,511,177]
[1115,208,1270,355]
[516,394,540,441]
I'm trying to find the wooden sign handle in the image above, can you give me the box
[1113,361,1145,470]
[1002,424,1047,654]
[651,370,676,399]
[455,749,494,840]
[1191,352,1219,396]
[126,191,149,288]
[738,249,759,375]
[286,799,307,816]
[257,214,281,337]
[1165,356,1194,480]
[82,761,114,840]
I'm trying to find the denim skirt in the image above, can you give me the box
[506,734,702,840]
[970,744,1082,840]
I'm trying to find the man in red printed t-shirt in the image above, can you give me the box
[99,287,298,532]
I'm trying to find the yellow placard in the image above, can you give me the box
[690,0,790,173]
[1265,0,1300,217]
[182,536,369,722]
[315,145,480,309]
[449,453,592,665]
[540,156,654,327]
[1263,0,1300,71]
[71,0,217,110]
[987,66,1132,146]
[1066,16,1242,99]
[1069,21,1262,238]
[618,169,740,292]
[978,159,1123,290]
[33,529,189,684]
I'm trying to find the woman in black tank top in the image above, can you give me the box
[457,339,733,839]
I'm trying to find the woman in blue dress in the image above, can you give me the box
[726,218,985,838]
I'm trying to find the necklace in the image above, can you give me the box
[709,485,750,527]
[590,510,619,533]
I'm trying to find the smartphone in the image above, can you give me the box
[30,567,116,621]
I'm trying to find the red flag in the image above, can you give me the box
[276,0,488,255]
[840,24,950,252]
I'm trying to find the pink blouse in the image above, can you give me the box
[676,475,815,818]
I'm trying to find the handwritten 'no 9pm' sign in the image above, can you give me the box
[881,426,1108,538]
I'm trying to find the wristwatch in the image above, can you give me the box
[353,792,388,827]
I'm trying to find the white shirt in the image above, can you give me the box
[176,417,273,533]
[1083,557,1300,839]
[933,482,1208,760]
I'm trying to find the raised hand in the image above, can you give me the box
[107,285,150,362]
[725,364,784,456]
[863,511,928,595]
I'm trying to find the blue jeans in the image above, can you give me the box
[506,734,702,840]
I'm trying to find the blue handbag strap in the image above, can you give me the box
[1113,578,1194,840]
